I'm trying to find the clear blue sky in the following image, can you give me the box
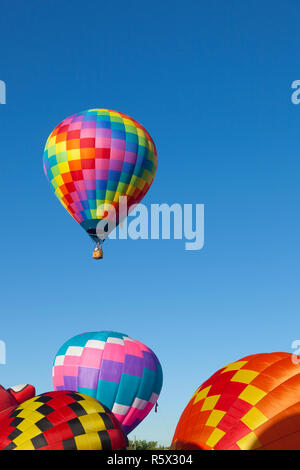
[0,0,299,445]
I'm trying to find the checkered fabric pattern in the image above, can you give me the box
[172,352,300,450]
[43,109,157,240]
[0,391,128,450]
[52,331,163,434]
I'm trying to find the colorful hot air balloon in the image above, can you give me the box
[43,109,157,258]
[172,352,300,450]
[52,331,163,434]
[0,391,128,450]
[0,384,35,423]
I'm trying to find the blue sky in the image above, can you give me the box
[0,0,300,445]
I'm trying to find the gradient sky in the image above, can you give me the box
[0,0,300,445]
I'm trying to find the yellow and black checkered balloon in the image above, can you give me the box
[0,391,128,450]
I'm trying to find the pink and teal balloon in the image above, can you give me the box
[52,331,163,434]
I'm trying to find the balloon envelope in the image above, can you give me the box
[0,391,128,450]
[43,109,157,242]
[0,384,35,424]
[52,331,163,434]
[172,352,300,450]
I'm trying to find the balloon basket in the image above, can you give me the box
[93,248,103,260]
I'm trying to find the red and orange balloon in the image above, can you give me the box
[172,352,300,450]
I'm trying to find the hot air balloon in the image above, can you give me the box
[172,352,300,450]
[0,391,128,450]
[52,331,163,434]
[43,109,157,259]
[0,384,35,423]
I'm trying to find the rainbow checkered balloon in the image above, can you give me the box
[52,332,163,434]
[43,109,157,242]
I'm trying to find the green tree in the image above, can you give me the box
[128,440,168,450]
